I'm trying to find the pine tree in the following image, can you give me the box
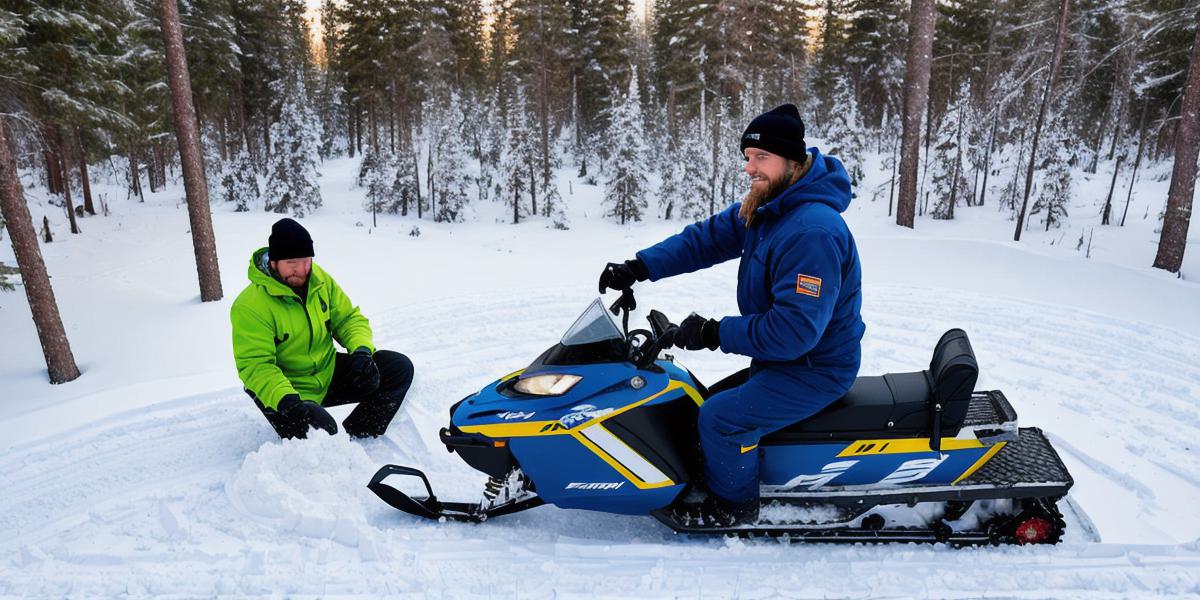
[604,69,650,223]
[390,148,421,216]
[499,87,537,224]
[570,0,634,141]
[1028,113,1072,231]
[823,76,868,186]
[427,92,472,223]
[264,73,323,217]
[928,94,971,220]
[360,147,397,219]
[222,145,260,212]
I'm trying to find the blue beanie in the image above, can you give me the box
[740,104,807,163]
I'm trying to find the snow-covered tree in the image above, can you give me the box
[823,75,868,187]
[929,91,971,220]
[203,129,226,204]
[390,148,421,216]
[659,115,711,221]
[604,69,650,224]
[360,147,397,220]
[711,97,745,218]
[1028,113,1072,231]
[499,87,537,224]
[426,92,472,223]
[264,73,323,217]
[222,146,261,212]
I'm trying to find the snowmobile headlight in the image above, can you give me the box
[513,374,582,396]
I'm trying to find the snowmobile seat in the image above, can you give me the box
[762,329,979,443]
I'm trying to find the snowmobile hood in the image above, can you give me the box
[246,247,328,298]
[755,148,853,218]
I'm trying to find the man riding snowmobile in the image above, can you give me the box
[599,103,865,526]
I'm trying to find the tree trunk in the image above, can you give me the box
[979,109,999,206]
[1101,155,1123,226]
[1153,26,1200,273]
[888,135,898,217]
[128,139,144,202]
[0,117,81,384]
[347,105,356,159]
[159,0,223,302]
[414,146,422,219]
[529,161,537,216]
[1014,0,1071,242]
[51,128,81,235]
[1121,101,1149,227]
[895,0,937,228]
[76,130,95,215]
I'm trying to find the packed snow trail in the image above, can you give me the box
[2,284,1198,597]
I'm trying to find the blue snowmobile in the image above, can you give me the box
[369,291,1074,545]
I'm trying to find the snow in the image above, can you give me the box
[1,147,1199,596]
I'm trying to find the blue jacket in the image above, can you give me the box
[637,148,865,379]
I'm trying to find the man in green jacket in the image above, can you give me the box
[231,218,414,439]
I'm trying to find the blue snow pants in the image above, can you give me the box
[700,364,854,505]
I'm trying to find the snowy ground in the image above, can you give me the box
[1,149,1199,597]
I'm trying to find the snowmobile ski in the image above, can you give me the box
[368,465,543,522]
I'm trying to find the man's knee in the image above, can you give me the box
[698,390,750,437]
[373,349,414,392]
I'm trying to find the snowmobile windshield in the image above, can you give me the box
[560,298,623,346]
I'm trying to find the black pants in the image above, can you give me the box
[249,349,415,439]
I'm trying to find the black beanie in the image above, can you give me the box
[268,218,314,260]
[739,104,807,164]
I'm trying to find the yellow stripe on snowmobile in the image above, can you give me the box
[835,437,986,457]
[951,441,1007,485]
[499,369,525,382]
[740,444,759,454]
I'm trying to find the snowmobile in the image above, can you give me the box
[369,290,1075,545]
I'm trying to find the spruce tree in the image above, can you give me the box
[604,69,650,224]
[361,147,397,219]
[500,88,536,224]
[223,146,260,212]
[264,73,323,217]
[427,92,472,223]
[1028,113,1072,231]
[823,76,868,186]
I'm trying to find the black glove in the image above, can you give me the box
[347,347,380,393]
[277,394,339,436]
[674,313,721,351]
[598,258,649,294]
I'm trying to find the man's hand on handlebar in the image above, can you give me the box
[598,258,649,294]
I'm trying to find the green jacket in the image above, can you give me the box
[230,248,374,410]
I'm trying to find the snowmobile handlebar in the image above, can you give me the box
[634,309,678,369]
[606,289,678,368]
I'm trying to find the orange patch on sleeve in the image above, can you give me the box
[796,274,822,297]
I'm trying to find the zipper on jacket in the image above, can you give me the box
[294,296,315,352]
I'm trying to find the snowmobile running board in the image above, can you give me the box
[367,465,543,523]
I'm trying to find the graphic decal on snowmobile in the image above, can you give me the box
[879,456,949,485]
[782,460,858,489]
[560,404,614,427]
[566,482,626,490]
[498,411,535,421]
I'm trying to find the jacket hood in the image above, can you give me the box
[758,148,853,217]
